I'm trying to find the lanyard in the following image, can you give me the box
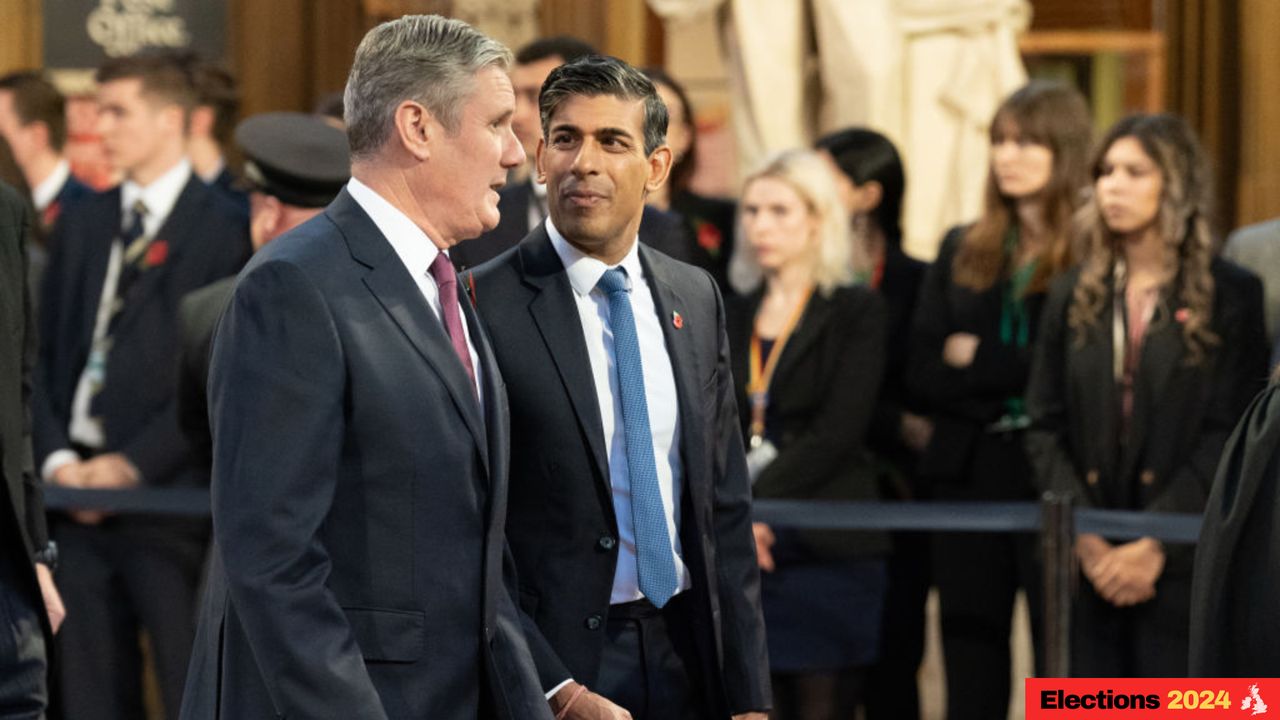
[747,286,814,447]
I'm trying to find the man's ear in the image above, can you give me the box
[860,180,884,213]
[393,100,434,161]
[644,144,673,194]
[535,136,547,184]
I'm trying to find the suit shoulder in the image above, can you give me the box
[1212,257,1264,306]
[181,276,237,319]
[828,282,886,319]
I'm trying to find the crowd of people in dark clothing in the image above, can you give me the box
[1,26,1278,720]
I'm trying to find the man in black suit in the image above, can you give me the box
[33,54,250,720]
[470,55,770,720]
[0,72,92,237]
[451,37,691,271]
[0,180,64,720]
[181,16,551,720]
[177,111,349,478]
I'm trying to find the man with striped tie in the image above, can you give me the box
[470,55,770,720]
[32,53,250,719]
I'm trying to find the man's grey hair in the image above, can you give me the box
[539,55,668,156]
[344,15,512,160]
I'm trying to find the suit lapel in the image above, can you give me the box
[459,288,496,474]
[329,189,490,461]
[520,228,611,488]
[639,246,710,516]
[110,178,206,337]
[78,192,121,347]
[769,290,832,389]
[1125,300,1184,469]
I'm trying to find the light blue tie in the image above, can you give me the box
[597,267,679,608]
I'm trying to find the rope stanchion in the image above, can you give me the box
[1040,492,1074,678]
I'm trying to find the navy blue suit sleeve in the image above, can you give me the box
[209,258,387,720]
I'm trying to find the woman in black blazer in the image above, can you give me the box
[726,148,888,719]
[1027,113,1270,676]
[814,127,929,720]
[907,81,1092,720]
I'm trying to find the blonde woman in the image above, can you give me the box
[1027,113,1269,676]
[727,149,887,719]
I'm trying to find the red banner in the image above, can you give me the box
[1026,679,1280,718]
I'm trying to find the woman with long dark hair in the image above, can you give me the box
[907,80,1091,719]
[727,148,888,719]
[643,67,737,290]
[814,127,929,720]
[1028,113,1269,676]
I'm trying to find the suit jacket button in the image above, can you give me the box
[597,536,616,551]
[585,615,602,631]
[1140,469,1156,486]
[1085,470,1099,486]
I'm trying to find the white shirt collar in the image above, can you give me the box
[546,217,643,297]
[32,159,71,212]
[346,176,444,274]
[121,158,192,234]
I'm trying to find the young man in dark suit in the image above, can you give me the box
[0,72,92,237]
[0,180,64,720]
[470,55,770,720]
[181,16,551,720]
[32,54,250,720]
[451,37,692,271]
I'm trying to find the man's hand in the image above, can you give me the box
[1090,537,1164,607]
[899,412,933,453]
[51,461,87,488]
[942,332,980,369]
[549,682,632,719]
[81,453,140,489]
[733,713,769,720]
[752,522,776,573]
[34,562,66,634]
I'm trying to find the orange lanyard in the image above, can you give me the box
[747,286,813,447]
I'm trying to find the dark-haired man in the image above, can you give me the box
[34,52,250,720]
[470,55,770,720]
[0,71,91,236]
[452,36,691,271]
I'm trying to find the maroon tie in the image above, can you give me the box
[428,253,478,395]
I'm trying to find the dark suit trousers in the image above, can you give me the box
[54,518,206,720]
[596,593,711,720]
[0,547,46,720]
[1072,561,1192,677]
[931,430,1042,720]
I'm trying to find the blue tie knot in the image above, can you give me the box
[597,266,629,296]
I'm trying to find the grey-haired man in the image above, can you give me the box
[180,16,550,720]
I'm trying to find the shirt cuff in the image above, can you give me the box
[41,449,81,483]
[545,678,574,701]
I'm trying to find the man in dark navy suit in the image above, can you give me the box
[470,56,770,720]
[32,53,250,720]
[0,71,92,238]
[0,180,65,720]
[181,16,551,720]
[451,37,692,271]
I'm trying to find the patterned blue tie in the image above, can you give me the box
[597,267,679,608]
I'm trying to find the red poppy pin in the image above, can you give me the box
[672,310,684,329]
[695,221,723,257]
[1175,307,1191,324]
[41,201,61,230]
[143,240,169,268]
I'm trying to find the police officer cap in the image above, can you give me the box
[235,112,350,208]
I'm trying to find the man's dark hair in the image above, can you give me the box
[539,55,668,155]
[0,71,68,151]
[96,53,198,111]
[515,36,597,66]
[189,59,240,145]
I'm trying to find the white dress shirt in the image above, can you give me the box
[31,158,71,213]
[547,219,692,605]
[43,159,194,481]
[346,177,483,401]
